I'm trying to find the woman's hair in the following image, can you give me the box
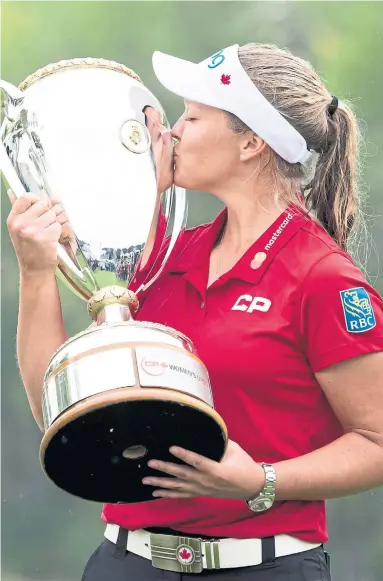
[227,42,365,254]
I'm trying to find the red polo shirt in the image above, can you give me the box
[103,205,383,543]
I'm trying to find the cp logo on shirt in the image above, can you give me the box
[232,294,272,313]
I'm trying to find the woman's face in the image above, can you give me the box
[171,101,244,193]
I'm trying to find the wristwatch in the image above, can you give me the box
[246,463,276,513]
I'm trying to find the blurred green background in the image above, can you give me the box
[1,2,383,580]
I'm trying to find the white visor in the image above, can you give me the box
[152,45,312,165]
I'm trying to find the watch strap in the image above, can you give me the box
[246,463,276,513]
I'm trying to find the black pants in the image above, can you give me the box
[81,530,331,581]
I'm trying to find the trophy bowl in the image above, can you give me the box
[1,58,227,503]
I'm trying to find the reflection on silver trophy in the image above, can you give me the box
[0,58,227,503]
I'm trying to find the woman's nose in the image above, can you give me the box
[171,128,180,143]
[171,119,183,142]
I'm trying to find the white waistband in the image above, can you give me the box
[104,524,321,570]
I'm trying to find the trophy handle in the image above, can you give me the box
[0,81,84,280]
[0,80,25,120]
[0,80,28,197]
[0,134,76,275]
[137,185,188,293]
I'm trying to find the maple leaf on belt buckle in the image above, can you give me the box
[150,533,203,573]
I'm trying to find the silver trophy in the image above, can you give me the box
[1,58,227,503]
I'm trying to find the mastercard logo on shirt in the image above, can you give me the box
[340,287,376,333]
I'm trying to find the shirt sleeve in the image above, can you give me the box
[298,251,383,371]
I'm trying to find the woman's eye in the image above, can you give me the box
[185,117,197,122]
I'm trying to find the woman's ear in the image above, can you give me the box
[239,133,267,162]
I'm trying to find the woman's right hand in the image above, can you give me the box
[6,190,69,276]
[144,106,174,193]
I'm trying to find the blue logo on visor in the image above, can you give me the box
[340,287,376,333]
[208,49,225,69]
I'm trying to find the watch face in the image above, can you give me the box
[248,498,273,513]
[262,498,274,511]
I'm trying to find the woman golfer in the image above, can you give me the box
[7,43,383,580]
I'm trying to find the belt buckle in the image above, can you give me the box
[150,533,203,574]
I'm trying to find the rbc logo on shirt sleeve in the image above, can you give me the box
[340,287,376,333]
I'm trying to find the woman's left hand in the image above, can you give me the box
[142,440,265,500]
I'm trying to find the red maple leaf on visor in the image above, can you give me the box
[179,548,192,561]
[221,74,231,85]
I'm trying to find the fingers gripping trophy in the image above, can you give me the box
[0,58,227,503]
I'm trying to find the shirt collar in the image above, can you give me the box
[168,204,310,286]
[168,208,227,273]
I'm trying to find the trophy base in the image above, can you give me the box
[40,387,227,503]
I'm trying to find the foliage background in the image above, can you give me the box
[1,2,382,580]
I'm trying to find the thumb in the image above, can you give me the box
[7,189,17,205]
[159,126,172,138]
[161,129,174,151]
